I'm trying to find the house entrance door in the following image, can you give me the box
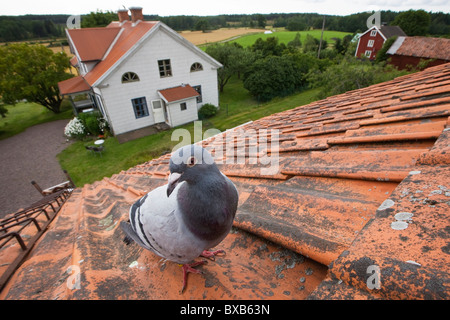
[152,100,165,123]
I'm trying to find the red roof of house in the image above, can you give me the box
[158,85,200,103]
[2,63,450,300]
[83,21,158,86]
[387,36,450,61]
[58,76,91,95]
[67,27,121,62]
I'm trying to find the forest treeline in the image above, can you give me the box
[1,10,449,42]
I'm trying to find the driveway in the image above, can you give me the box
[0,120,73,218]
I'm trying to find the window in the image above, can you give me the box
[121,72,140,83]
[180,102,187,111]
[132,97,149,118]
[190,62,203,72]
[193,85,202,103]
[370,29,377,37]
[365,50,372,58]
[367,40,374,48]
[158,59,172,77]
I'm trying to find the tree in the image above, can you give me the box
[251,37,287,57]
[288,33,302,49]
[0,44,73,114]
[256,15,266,29]
[243,55,307,102]
[206,43,256,92]
[308,56,408,99]
[392,10,431,36]
[81,10,117,28]
[194,19,211,32]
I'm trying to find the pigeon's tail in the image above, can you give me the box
[123,234,134,245]
[120,221,150,250]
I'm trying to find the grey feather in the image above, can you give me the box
[121,144,239,264]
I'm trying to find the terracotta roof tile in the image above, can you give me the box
[158,84,200,103]
[67,27,121,62]
[2,63,450,300]
[83,21,158,86]
[58,75,91,95]
[388,36,450,61]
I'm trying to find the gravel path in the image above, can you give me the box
[0,120,73,218]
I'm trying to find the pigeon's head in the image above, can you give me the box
[167,144,216,197]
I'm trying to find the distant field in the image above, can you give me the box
[230,29,352,47]
[179,28,264,46]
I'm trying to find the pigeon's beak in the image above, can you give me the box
[167,172,182,197]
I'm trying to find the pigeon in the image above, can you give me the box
[120,144,239,292]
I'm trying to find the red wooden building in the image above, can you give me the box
[387,36,450,70]
[355,25,406,60]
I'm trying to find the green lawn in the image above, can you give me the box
[0,101,73,140]
[58,77,320,187]
[229,29,352,48]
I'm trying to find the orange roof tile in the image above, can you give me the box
[83,21,158,86]
[67,27,121,62]
[388,36,450,61]
[158,85,200,103]
[58,76,91,95]
[2,63,450,300]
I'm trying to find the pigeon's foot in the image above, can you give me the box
[181,260,207,293]
[200,249,225,261]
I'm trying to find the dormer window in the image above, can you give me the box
[122,72,140,83]
[190,62,203,72]
[370,29,377,37]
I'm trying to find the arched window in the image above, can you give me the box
[190,62,203,72]
[122,72,140,83]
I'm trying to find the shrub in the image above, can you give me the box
[198,103,218,119]
[64,117,86,139]
[64,110,110,139]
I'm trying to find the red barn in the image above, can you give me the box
[387,36,450,70]
[355,25,406,60]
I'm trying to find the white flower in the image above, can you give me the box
[64,117,86,138]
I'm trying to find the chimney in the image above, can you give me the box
[117,9,129,23]
[130,7,144,23]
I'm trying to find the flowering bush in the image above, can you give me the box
[64,117,86,139]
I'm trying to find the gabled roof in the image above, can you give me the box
[158,85,199,103]
[3,63,450,300]
[82,20,158,86]
[67,27,121,62]
[387,36,450,61]
[58,75,91,95]
[379,25,407,39]
[62,20,222,91]
[360,25,406,41]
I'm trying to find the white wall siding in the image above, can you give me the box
[167,98,198,127]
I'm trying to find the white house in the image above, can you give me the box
[58,7,222,142]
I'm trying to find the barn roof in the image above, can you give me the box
[387,36,450,61]
[2,63,450,300]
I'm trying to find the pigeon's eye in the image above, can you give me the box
[187,156,197,167]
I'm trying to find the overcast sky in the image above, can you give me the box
[1,0,449,16]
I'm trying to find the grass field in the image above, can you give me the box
[229,29,352,47]
[58,77,320,187]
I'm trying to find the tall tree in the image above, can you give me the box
[206,44,255,92]
[392,9,431,36]
[0,44,73,114]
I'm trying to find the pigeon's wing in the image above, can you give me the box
[127,184,205,263]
